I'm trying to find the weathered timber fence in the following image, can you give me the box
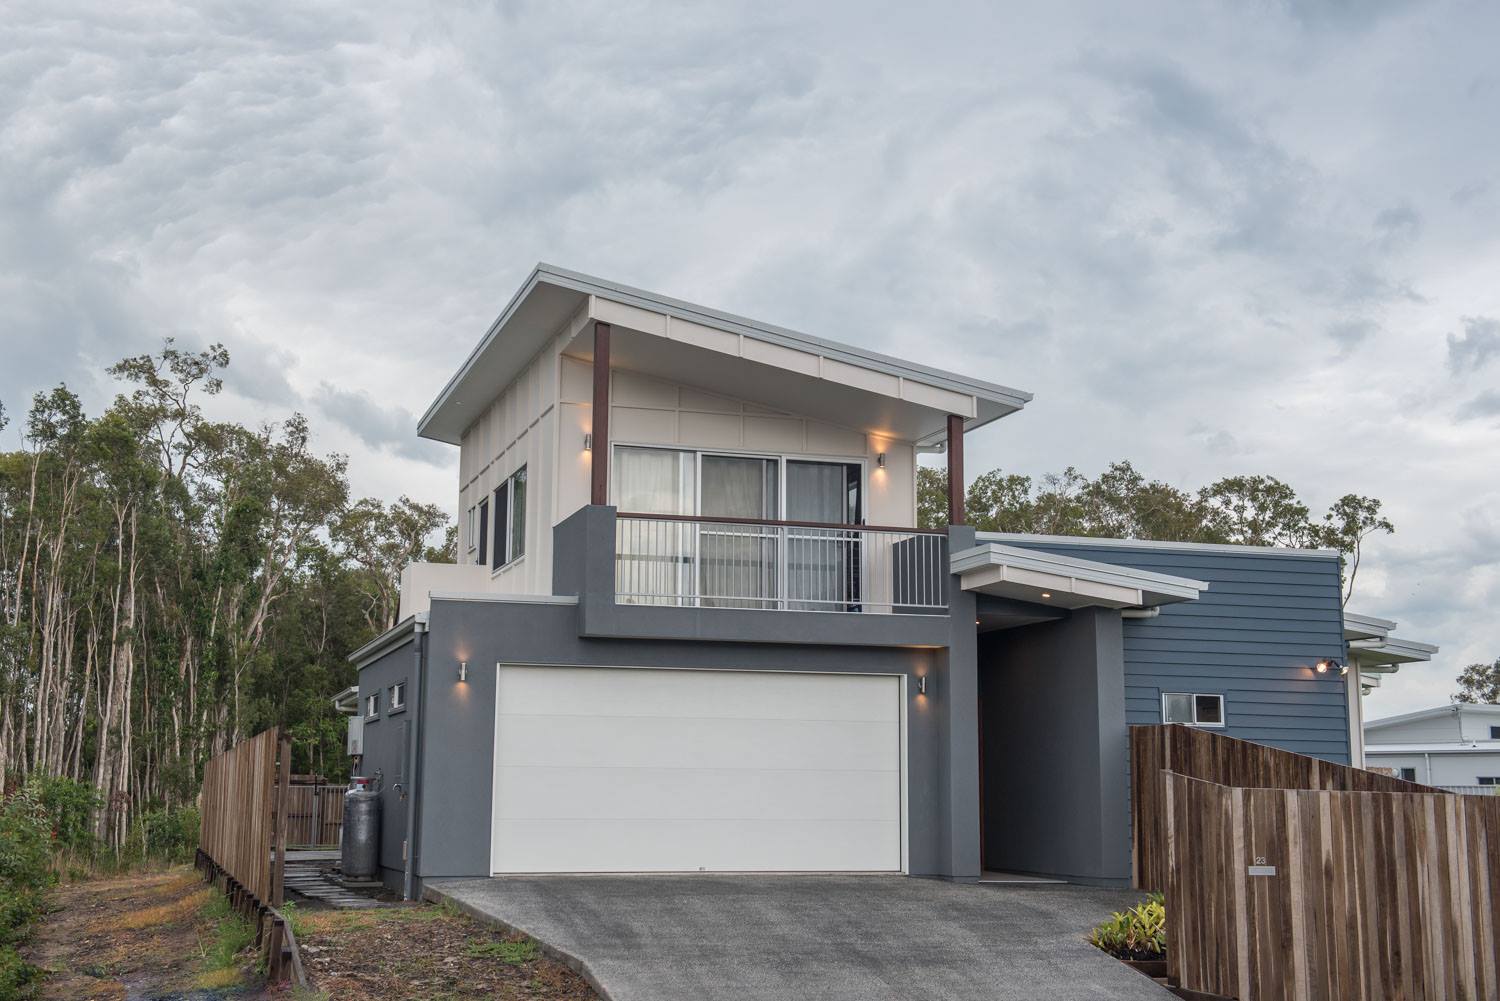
[1130,723,1442,892]
[195,727,306,986]
[284,782,345,847]
[1164,772,1500,1001]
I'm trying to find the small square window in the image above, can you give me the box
[390,682,406,712]
[1490,726,1500,740]
[1399,767,1417,782]
[1162,692,1225,727]
[365,692,380,719]
[1163,693,1194,724]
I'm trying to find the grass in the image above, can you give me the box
[464,938,539,965]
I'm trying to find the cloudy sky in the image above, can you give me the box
[3,1,1497,718]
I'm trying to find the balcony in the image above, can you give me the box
[614,512,949,613]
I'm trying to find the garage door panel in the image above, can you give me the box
[495,763,898,821]
[492,665,903,873]
[496,665,898,722]
[496,714,899,772]
[493,819,901,873]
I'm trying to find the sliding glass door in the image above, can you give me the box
[786,461,862,610]
[613,445,864,609]
[700,455,779,608]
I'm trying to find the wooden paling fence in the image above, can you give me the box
[1130,723,1441,892]
[195,728,305,986]
[1131,725,1500,1001]
[284,782,346,847]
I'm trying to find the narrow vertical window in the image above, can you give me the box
[492,483,509,571]
[509,466,527,561]
[477,498,489,566]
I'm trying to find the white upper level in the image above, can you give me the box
[1364,703,1500,747]
[398,265,1032,613]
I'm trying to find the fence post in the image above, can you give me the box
[271,736,291,908]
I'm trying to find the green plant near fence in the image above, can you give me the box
[1088,893,1166,962]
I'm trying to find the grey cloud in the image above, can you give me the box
[1456,389,1500,421]
[1327,318,1377,354]
[1373,203,1421,249]
[316,383,447,466]
[1446,316,1500,374]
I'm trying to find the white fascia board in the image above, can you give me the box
[1344,611,1398,639]
[420,263,1034,445]
[978,532,1339,560]
[348,612,429,668]
[1350,635,1439,666]
[332,685,360,715]
[952,542,1207,605]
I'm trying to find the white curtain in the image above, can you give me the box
[786,461,858,609]
[614,448,695,603]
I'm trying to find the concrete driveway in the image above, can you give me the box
[426,875,1172,1001]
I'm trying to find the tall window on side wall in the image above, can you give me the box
[466,505,477,558]
[476,498,489,566]
[492,465,527,571]
[1162,692,1225,728]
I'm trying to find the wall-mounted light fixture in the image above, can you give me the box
[583,432,593,451]
[1340,663,1350,676]
[1315,659,1341,675]
[916,675,927,696]
[876,452,886,469]
[458,660,468,682]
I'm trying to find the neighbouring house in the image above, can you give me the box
[345,264,1374,898]
[1342,612,1440,767]
[1364,703,1500,791]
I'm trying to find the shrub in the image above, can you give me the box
[1088,893,1166,961]
[32,777,99,857]
[140,805,200,863]
[0,785,55,995]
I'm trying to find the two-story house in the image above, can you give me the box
[1364,703,1500,791]
[351,264,1366,899]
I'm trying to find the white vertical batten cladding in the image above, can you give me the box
[490,665,905,873]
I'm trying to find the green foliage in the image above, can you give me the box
[205,911,256,970]
[32,777,100,856]
[0,786,54,995]
[919,460,1392,602]
[1088,893,1166,961]
[466,937,540,964]
[140,805,200,863]
[1455,658,1500,705]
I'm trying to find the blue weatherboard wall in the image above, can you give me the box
[1000,538,1351,763]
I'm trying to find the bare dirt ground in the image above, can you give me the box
[26,865,597,1001]
[23,867,263,1000]
[294,902,597,1000]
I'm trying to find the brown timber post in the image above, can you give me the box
[946,414,965,526]
[271,735,291,907]
[591,321,611,505]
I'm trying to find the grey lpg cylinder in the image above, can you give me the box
[341,782,381,879]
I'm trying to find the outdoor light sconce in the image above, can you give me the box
[1315,659,1342,675]
[916,676,927,696]
[458,660,468,682]
[583,432,593,451]
[876,452,886,468]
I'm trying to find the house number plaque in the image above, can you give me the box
[1248,856,1276,876]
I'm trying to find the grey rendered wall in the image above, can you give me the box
[978,608,1130,885]
[1006,540,1351,763]
[355,637,416,892]
[416,596,974,882]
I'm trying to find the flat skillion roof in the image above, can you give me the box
[419,263,1034,445]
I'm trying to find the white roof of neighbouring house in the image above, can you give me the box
[951,541,1207,609]
[1364,703,1500,731]
[419,263,1034,446]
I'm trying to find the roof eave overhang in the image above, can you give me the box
[952,542,1207,610]
[419,263,1034,445]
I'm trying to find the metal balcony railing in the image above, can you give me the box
[614,513,948,613]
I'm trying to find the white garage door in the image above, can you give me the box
[491,665,903,873]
